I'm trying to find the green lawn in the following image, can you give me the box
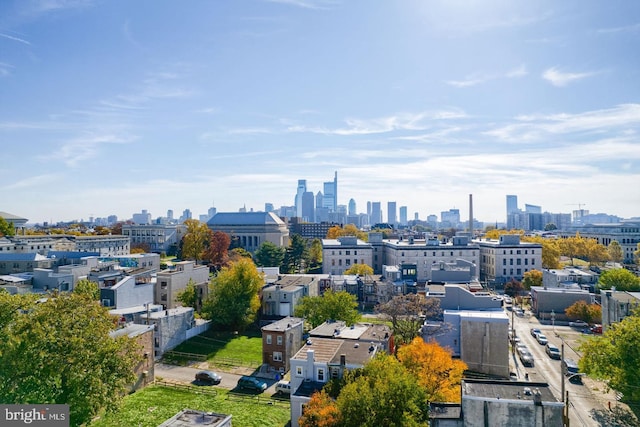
[167,329,263,367]
[90,385,290,427]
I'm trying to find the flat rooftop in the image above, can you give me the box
[463,379,558,403]
[158,409,231,427]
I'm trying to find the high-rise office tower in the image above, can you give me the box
[371,202,382,225]
[295,179,307,218]
[506,195,518,216]
[387,202,397,226]
[348,198,356,216]
[399,206,407,226]
[264,203,274,212]
[322,171,338,212]
[302,191,315,222]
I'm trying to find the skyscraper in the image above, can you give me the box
[322,171,338,212]
[295,179,307,218]
[348,198,356,216]
[302,191,315,222]
[506,195,518,216]
[371,202,382,225]
[399,206,407,226]
[387,201,397,226]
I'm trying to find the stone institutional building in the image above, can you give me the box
[207,212,290,253]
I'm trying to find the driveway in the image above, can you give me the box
[154,363,282,396]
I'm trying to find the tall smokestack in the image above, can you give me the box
[469,194,473,233]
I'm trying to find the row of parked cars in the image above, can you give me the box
[194,370,292,394]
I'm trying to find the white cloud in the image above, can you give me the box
[445,76,487,88]
[597,23,640,34]
[542,67,596,87]
[506,65,527,78]
[264,0,338,10]
[287,110,467,135]
[487,104,640,141]
[0,32,31,45]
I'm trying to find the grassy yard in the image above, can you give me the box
[90,385,290,427]
[166,328,263,367]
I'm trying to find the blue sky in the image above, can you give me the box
[1,0,639,225]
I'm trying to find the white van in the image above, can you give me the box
[275,380,291,395]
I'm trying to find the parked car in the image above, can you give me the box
[237,376,268,392]
[195,370,222,385]
[504,296,513,305]
[562,358,582,384]
[545,343,561,360]
[536,333,548,345]
[519,349,535,367]
[275,380,292,395]
[569,320,589,328]
[530,328,541,338]
[590,324,602,334]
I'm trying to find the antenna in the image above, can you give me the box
[565,203,587,210]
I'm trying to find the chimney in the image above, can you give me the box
[469,194,473,233]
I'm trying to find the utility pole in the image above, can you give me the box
[561,339,569,427]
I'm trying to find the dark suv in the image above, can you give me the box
[237,376,267,392]
[195,370,221,385]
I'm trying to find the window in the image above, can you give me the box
[346,250,350,255]
[354,250,357,255]
[503,259,506,265]
[296,366,303,377]
[277,335,283,345]
[517,259,521,265]
[346,259,351,266]
[266,334,272,345]
[317,368,325,382]
[273,352,283,362]
[517,268,522,275]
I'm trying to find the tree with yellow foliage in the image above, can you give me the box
[343,264,374,276]
[397,337,467,403]
[326,224,368,241]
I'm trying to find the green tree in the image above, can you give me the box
[181,219,209,262]
[202,258,263,331]
[522,269,543,290]
[343,264,374,276]
[544,223,557,231]
[254,241,285,268]
[176,279,198,310]
[335,354,428,427]
[0,292,140,427]
[580,311,640,401]
[294,290,360,328]
[0,216,15,237]
[308,238,323,272]
[598,268,640,291]
[284,234,309,273]
[73,278,99,300]
[608,241,624,264]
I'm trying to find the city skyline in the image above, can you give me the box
[2,1,640,224]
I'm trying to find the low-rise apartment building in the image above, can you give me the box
[475,235,542,285]
[155,260,209,309]
[261,316,304,374]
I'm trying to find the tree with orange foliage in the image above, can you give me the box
[298,389,341,427]
[397,337,467,403]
